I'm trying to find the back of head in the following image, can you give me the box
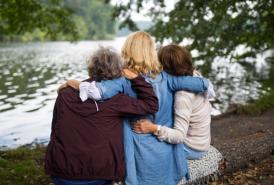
[122,31,162,77]
[87,47,123,81]
[158,44,194,76]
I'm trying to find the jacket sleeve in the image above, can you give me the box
[113,76,159,117]
[166,73,209,93]
[50,95,63,139]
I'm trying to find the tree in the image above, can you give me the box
[0,0,118,41]
[0,0,79,41]
[64,0,117,40]
[110,0,274,75]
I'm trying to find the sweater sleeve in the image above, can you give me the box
[156,91,192,144]
[113,76,159,117]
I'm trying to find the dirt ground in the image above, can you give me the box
[211,108,274,145]
[209,109,274,185]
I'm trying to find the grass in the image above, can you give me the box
[237,88,274,115]
[0,146,51,185]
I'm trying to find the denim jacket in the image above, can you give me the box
[93,72,209,185]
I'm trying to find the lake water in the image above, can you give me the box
[0,38,266,148]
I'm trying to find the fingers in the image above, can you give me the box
[134,119,148,125]
[122,68,129,73]
[132,128,143,134]
[122,69,131,79]
[132,119,155,134]
[122,69,138,79]
[57,83,67,94]
[132,122,144,134]
[122,69,128,77]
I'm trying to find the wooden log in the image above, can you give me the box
[214,130,274,173]
[211,109,274,174]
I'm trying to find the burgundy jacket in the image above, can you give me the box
[45,76,158,181]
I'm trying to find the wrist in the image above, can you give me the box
[152,125,160,135]
[129,74,139,80]
[149,124,156,132]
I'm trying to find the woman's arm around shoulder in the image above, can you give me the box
[113,75,159,117]
[165,71,209,93]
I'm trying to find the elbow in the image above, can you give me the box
[172,137,185,144]
[151,104,159,113]
[147,104,158,114]
[168,130,186,144]
[202,78,209,92]
[150,97,159,113]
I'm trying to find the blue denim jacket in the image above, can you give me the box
[96,71,209,185]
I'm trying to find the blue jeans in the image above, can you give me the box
[184,145,206,160]
[52,177,112,185]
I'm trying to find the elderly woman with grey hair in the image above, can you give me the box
[45,47,159,185]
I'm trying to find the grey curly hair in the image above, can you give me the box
[87,47,123,81]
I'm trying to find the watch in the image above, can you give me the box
[153,125,161,136]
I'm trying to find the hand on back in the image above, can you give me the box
[122,69,138,79]
[57,79,81,94]
[133,119,157,134]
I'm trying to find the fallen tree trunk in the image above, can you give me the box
[214,130,274,173]
[211,108,274,173]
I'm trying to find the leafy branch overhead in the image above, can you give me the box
[0,0,79,40]
[111,0,274,72]
[0,0,117,41]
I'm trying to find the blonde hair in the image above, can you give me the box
[121,31,162,77]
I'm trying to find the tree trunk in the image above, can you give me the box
[211,109,274,173]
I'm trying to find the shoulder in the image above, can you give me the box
[144,72,165,83]
[174,91,194,112]
[58,87,80,102]
[98,76,128,86]
[59,87,75,96]
[111,76,128,83]
[174,91,194,109]
[175,91,195,100]
[161,71,170,79]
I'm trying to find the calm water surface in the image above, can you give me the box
[0,38,265,148]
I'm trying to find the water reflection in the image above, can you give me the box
[209,60,263,113]
[0,39,267,148]
[0,39,125,148]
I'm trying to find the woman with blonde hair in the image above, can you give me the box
[121,31,161,76]
[62,31,210,185]
[133,44,212,160]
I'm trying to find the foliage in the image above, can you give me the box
[0,0,79,41]
[64,0,117,40]
[0,146,50,185]
[0,0,117,42]
[237,57,274,115]
[111,0,274,74]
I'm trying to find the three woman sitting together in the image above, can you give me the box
[45,31,214,185]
